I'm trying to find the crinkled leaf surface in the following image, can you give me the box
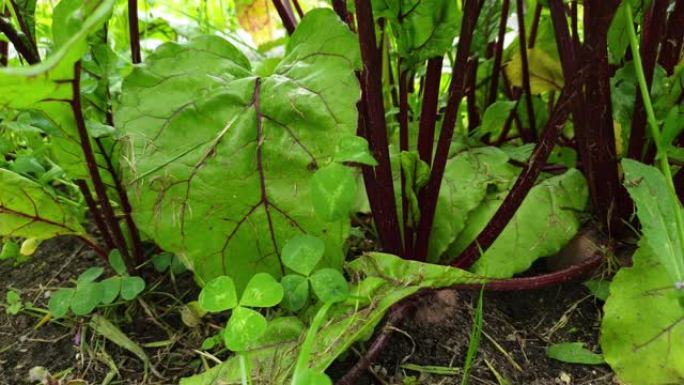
[118,9,361,290]
[622,159,684,283]
[180,253,486,385]
[505,48,564,94]
[372,0,461,65]
[449,169,588,277]
[0,169,85,239]
[0,0,118,186]
[429,147,519,262]
[601,245,684,385]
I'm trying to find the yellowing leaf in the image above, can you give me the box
[505,48,564,94]
[237,0,276,45]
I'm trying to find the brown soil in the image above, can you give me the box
[1,237,614,385]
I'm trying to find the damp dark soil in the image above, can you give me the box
[1,237,614,385]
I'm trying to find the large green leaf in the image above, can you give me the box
[448,169,588,277]
[179,253,486,385]
[0,0,117,188]
[0,169,85,239]
[601,245,684,385]
[622,159,684,284]
[118,9,361,289]
[429,147,519,262]
[372,0,461,65]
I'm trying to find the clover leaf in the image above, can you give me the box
[198,273,284,352]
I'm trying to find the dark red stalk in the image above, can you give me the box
[571,1,580,50]
[466,56,481,132]
[0,8,7,66]
[355,0,403,257]
[127,0,141,64]
[417,57,444,164]
[658,0,684,75]
[332,0,350,23]
[337,250,605,385]
[291,0,304,19]
[413,0,483,261]
[528,3,543,48]
[356,96,384,247]
[75,179,116,251]
[455,86,577,268]
[71,61,134,271]
[9,0,35,47]
[674,168,684,204]
[0,16,39,64]
[487,0,510,107]
[626,0,669,161]
[581,0,630,234]
[272,0,297,35]
[516,0,537,140]
[399,70,413,256]
[94,138,145,265]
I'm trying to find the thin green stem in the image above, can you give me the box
[291,301,333,384]
[239,353,252,385]
[626,3,684,284]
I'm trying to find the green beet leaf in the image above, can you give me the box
[120,276,145,301]
[546,342,604,365]
[373,0,461,66]
[449,169,587,278]
[294,369,332,385]
[281,274,310,312]
[282,235,325,276]
[259,316,306,345]
[198,276,238,312]
[622,159,684,284]
[0,0,118,187]
[309,268,349,304]
[479,101,517,138]
[48,288,74,319]
[0,169,85,240]
[118,9,360,290]
[429,147,519,262]
[240,273,283,308]
[310,163,357,222]
[601,245,684,384]
[333,136,377,166]
[224,306,268,352]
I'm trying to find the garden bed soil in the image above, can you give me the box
[0,237,614,384]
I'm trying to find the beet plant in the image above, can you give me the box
[0,0,683,384]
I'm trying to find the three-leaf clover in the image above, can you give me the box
[280,235,349,312]
[198,273,284,351]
